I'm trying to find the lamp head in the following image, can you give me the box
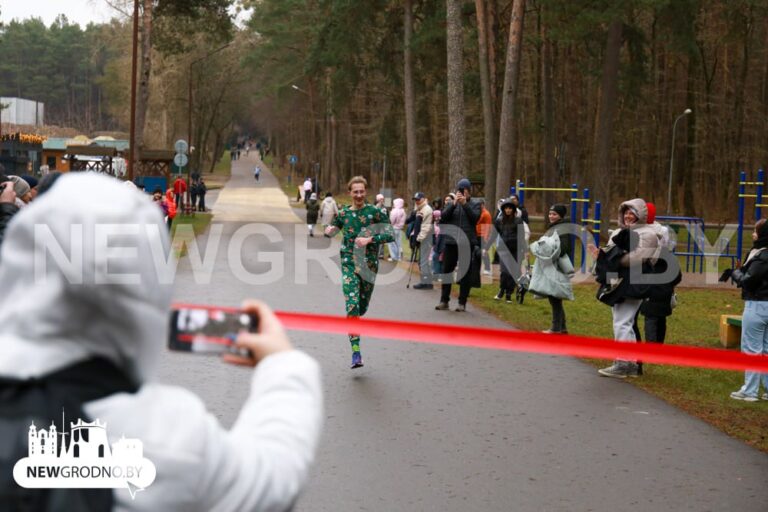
[683,108,692,115]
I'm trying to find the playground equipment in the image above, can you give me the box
[655,216,736,273]
[736,169,766,263]
[510,182,602,271]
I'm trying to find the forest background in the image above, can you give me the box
[1,0,766,221]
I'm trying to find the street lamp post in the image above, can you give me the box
[127,0,139,182]
[666,108,692,215]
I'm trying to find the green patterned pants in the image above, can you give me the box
[342,260,375,353]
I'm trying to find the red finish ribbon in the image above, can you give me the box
[170,304,768,372]
[275,311,768,373]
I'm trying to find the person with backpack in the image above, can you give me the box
[0,173,323,511]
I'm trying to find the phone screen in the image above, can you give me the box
[168,306,258,355]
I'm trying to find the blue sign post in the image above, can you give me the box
[289,155,298,185]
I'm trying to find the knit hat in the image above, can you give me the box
[456,178,472,191]
[9,176,30,198]
[376,193,384,202]
[549,204,567,219]
[646,202,656,224]
[309,192,317,200]
[432,209,441,220]
[20,175,38,189]
[501,197,516,209]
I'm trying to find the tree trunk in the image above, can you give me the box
[495,0,526,201]
[134,0,153,154]
[404,0,419,195]
[540,10,556,208]
[446,0,466,187]
[592,19,622,220]
[476,0,497,208]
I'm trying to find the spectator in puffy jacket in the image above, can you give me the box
[0,173,323,511]
[164,189,177,230]
[388,197,406,261]
[540,204,572,334]
[596,198,659,379]
[320,192,339,234]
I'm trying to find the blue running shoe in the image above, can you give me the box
[350,352,364,369]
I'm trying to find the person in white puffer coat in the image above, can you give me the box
[597,197,659,379]
[0,173,323,512]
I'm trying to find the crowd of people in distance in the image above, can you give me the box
[303,173,765,401]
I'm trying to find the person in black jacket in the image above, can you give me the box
[435,178,481,312]
[727,218,768,401]
[543,204,572,333]
[493,198,524,302]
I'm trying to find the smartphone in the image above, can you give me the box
[168,305,258,357]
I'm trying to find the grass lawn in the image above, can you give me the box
[468,282,768,452]
[266,157,766,451]
[170,213,213,258]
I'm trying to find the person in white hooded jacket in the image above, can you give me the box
[596,197,659,379]
[0,173,323,511]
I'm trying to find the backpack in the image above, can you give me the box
[0,358,136,512]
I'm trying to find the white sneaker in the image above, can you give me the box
[730,390,759,402]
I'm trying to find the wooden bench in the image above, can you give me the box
[719,315,742,348]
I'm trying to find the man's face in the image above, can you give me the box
[415,197,425,207]
[349,183,366,207]
[153,193,162,202]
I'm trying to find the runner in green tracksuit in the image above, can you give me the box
[326,176,394,369]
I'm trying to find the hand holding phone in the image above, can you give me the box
[0,182,16,204]
[169,305,259,357]
[223,301,293,367]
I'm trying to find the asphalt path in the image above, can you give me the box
[159,154,768,511]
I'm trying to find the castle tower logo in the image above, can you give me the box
[13,417,156,499]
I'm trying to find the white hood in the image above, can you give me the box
[0,173,173,384]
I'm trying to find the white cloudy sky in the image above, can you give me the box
[1,0,116,26]
[1,1,250,27]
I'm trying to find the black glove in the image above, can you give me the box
[730,269,744,285]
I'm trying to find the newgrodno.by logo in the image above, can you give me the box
[13,418,156,499]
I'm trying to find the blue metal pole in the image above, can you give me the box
[519,181,525,208]
[686,220,692,273]
[594,201,601,246]
[757,168,765,221]
[570,184,578,261]
[738,171,746,262]
[581,188,590,272]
